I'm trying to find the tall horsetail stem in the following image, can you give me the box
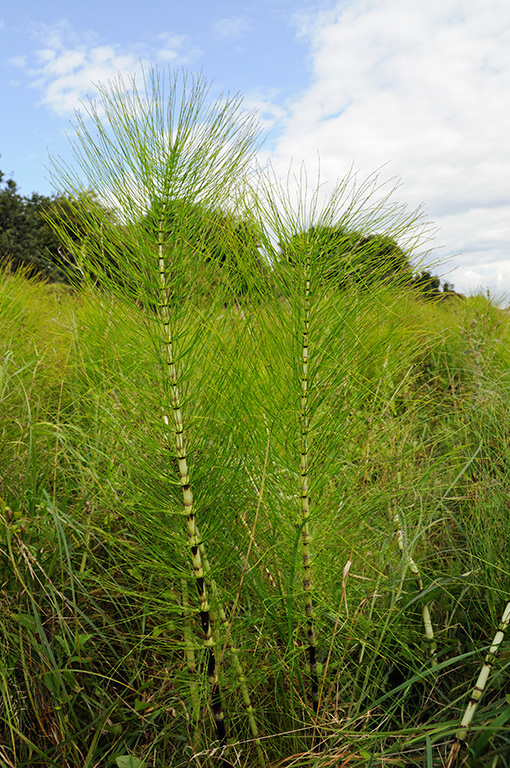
[157,224,228,751]
[159,272,266,768]
[445,600,510,768]
[198,543,267,767]
[181,577,200,726]
[300,254,319,713]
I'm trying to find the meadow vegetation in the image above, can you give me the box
[0,68,509,767]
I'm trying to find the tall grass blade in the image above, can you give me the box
[392,508,438,667]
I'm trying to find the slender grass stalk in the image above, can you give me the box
[238,429,280,591]
[234,506,279,591]
[78,498,93,575]
[216,434,271,768]
[392,508,438,667]
[445,600,510,768]
[315,558,351,728]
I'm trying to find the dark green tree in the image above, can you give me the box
[411,270,443,300]
[280,224,412,289]
[0,171,102,282]
[143,198,267,298]
[0,171,45,277]
[41,191,121,284]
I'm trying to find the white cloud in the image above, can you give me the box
[452,262,510,303]
[8,55,27,67]
[212,17,250,40]
[11,20,196,117]
[154,32,201,64]
[244,92,287,129]
[270,0,510,294]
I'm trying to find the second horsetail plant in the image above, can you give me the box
[445,600,510,768]
[46,65,264,761]
[246,165,430,730]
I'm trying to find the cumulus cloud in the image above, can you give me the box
[154,33,184,62]
[270,0,510,294]
[10,20,196,117]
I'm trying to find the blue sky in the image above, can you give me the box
[2,0,510,296]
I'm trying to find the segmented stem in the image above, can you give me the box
[157,227,227,750]
[181,577,201,727]
[300,259,319,713]
[206,573,266,767]
[166,422,266,765]
[445,600,510,768]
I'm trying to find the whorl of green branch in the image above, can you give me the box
[47,66,263,304]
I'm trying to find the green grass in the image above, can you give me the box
[1,269,509,768]
[1,64,509,768]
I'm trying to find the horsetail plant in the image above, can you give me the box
[445,600,510,768]
[157,210,267,766]
[246,164,430,727]
[155,202,229,749]
[46,65,264,762]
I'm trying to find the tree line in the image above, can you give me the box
[0,169,79,282]
[0,167,456,300]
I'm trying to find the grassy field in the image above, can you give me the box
[1,268,509,768]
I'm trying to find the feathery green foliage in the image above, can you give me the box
[1,67,509,768]
[2,268,510,766]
